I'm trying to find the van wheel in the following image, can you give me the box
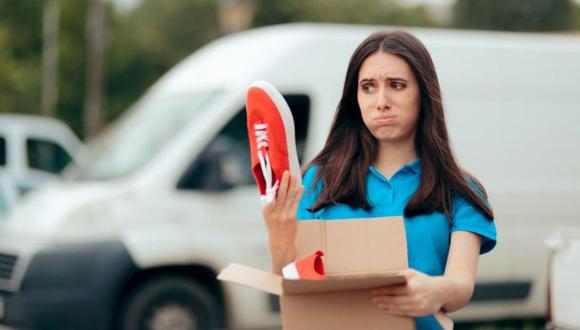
[118,276,221,330]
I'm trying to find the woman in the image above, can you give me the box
[262,30,496,329]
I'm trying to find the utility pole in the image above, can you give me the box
[84,0,106,139]
[42,0,59,117]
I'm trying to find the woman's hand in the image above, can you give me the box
[371,232,481,316]
[262,171,304,274]
[370,269,450,317]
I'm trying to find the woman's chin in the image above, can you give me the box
[372,130,401,142]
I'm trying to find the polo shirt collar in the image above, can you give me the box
[403,158,421,174]
[368,158,421,180]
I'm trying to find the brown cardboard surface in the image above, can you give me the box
[282,271,406,295]
[281,290,412,330]
[217,263,407,296]
[281,217,414,329]
[217,263,282,295]
[218,216,453,330]
[295,217,408,275]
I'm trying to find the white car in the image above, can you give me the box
[0,113,82,196]
[0,175,18,223]
[546,228,580,329]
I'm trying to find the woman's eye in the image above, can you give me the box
[362,84,375,92]
[392,82,405,90]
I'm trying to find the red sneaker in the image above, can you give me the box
[282,250,326,280]
[246,81,301,204]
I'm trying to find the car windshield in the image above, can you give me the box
[67,90,222,180]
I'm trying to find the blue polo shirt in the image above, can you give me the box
[297,159,497,330]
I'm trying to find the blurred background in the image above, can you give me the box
[1,1,580,330]
[1,0,579,140]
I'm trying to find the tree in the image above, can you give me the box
[453,0,574,31]
[84,0,106,138]
[105,0,221,122]
[575,3,580,29]
[0,0,42,114]
[251,0,437,27]
[42,0,60,117]
[57,0,91,138]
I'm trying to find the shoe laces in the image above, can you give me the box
[255,123,279,204]
[257,150,279,204]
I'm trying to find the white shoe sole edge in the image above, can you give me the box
[248,80,302,186]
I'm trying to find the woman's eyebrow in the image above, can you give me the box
[386,77,408,82]
[359,78,374,84]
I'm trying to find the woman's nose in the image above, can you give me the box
[376,87,391,111]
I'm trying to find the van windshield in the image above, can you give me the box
[67,90,222,180]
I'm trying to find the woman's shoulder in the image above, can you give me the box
[302,164,319,183]
[451,174,496,254]
[301,164,324,197]
[297,164,323,220]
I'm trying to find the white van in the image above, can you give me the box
[0,24,578,329]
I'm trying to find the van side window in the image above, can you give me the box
[177,94,311,191]
[0,137,6,166]
[26,138,72,174]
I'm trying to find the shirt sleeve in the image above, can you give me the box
[297,165,322,220]
[451,194,497,254]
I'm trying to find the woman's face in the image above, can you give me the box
[357,51,420,144]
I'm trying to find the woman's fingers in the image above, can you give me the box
[263,171,303,233]
[275,171,290,209]
[372,294,413,305]
[371,285,408,296]
[290,185,305,218]
[373,294,417,317]
[282,175,299,211]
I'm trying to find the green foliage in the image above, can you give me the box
[453,0,574,31]
[106,0,221,122]
[252,0,436,27]
[0,0,42,114]
[57,0,90,138]
[1,0,579,139]
[384,5,440,27]
[0,0,42,58]
[575,4,580,29]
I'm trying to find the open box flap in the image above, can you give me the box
[218,263,282,296]
[217,264,407,296]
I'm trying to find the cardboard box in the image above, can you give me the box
[218,216,453,330]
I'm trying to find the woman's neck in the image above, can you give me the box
[373,138,417,180]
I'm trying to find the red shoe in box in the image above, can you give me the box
[282,250,326,280]
[246,81,301,204]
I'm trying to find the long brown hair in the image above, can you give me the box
[306,30,494,221]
